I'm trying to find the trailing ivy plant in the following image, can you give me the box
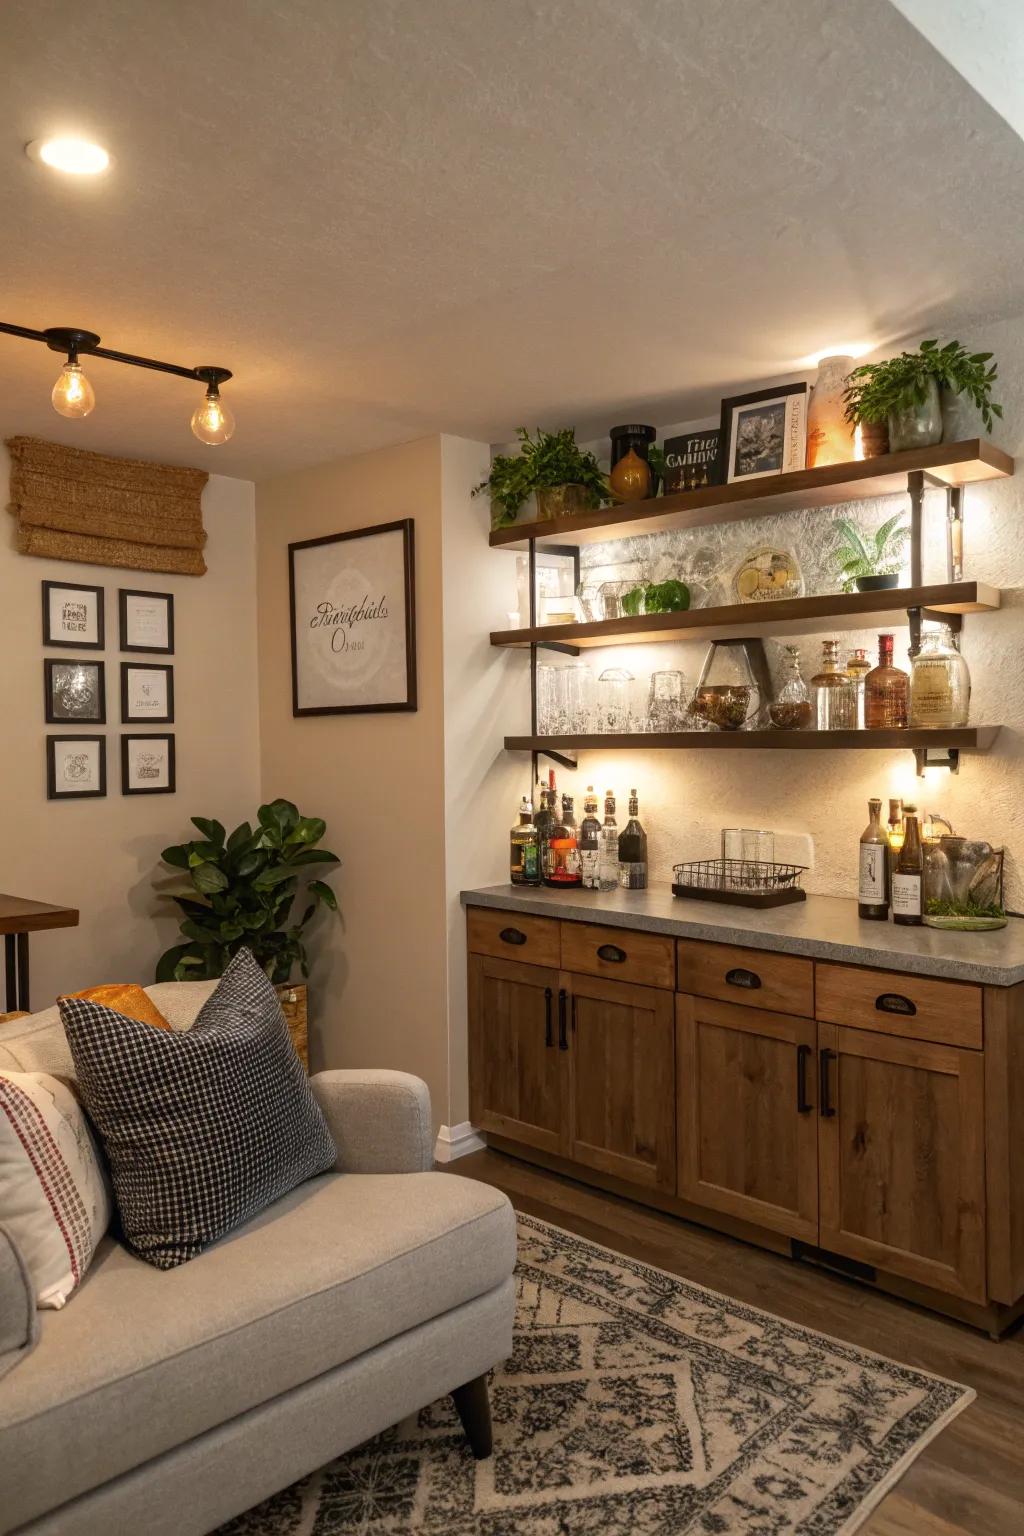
[155,798,340,984]
[843,339,1002,431]
[828,513,910,592]
[472,427,609,526]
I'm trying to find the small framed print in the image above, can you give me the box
[47,735,107,800]
[44,659,106,724]
[121,663,174,724]
[121,733,176,795]
[719,383,808,484]
[42,581,105,649]
[119,588,174,654]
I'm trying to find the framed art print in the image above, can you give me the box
[121,734,176,795]
[720,383,808,484]
[44,659,106,724]
[119,588,174,654]
[47,735,106,799]
[288,518,417,716]
[42,581,105,649]
[121,662,174,724]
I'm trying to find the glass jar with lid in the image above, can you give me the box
[811,639,857,729]
[909,625,971,728]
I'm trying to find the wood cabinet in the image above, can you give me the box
[677,995,818,1241]
[468,954,566,1155]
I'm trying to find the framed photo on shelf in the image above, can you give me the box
[44,658,106,725]
[47,735,106,800]
[719,383,808,484]
[288,518,417,716]
[121,662,174,724]
[121,733,176,795]
[119,588,174,654]
[42,580,104,649]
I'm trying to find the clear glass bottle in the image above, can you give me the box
[892,807,924,925]
[811,639,857,729]
[543,792,582,888]
[865,633,909,729]
[768,645,812,730]
[598,790,619,890]
[578,786,602,889]
[858,797,889,920]
[909,625,971,728]
[618,789,648,890]
[846,647,871,729]
[510,797,540,886]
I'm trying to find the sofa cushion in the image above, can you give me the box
[0,1170,516,1530]
[63,983,172,1030]
[0,980,216,1077]
[0,1224,38,1381]
[60,949,336,1268]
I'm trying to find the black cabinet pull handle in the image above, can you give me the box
[597,943,627,964]
[499,926,527,946]
[796,1044,813,1114]
[726,967,761,990]
[558,989,569,1050]
[875,992,917,1017]
[544,987,553,1048]
[819,1048,837,1118]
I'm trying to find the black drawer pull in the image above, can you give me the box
[499,926,527,946]
[544,987,553,1048]
[796,1043,813,1114]
[819,1048,837,1118]
[875,992,916,1016]
[558,989,569,1050]
[726,967,761,990]
[597,943,627,964]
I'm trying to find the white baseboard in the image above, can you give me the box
[434,1121,486,1164]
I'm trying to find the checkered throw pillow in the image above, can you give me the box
[59,948,337,1269]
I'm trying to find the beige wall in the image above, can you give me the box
[0,448,260,1006]
[255,437,451,1114]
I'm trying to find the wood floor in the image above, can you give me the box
[447,1147,1024,1536]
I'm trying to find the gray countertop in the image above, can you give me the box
[460,883,1024,985]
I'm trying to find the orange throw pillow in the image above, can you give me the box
[62,984,172,1031]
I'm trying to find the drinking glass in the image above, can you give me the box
[597,667,634,733]
[741,829,775,865]
[646,670,687,732]
[537,664,558,735]
[563,661,596,734]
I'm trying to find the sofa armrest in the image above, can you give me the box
[310,1070,433,1173]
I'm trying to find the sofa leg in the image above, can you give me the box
[451,1372,493,1459]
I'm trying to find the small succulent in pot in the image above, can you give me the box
[829,513,910,593]
[473,427,609,528]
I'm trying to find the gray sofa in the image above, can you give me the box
[0,983,517,1536]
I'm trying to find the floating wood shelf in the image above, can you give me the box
[488,439,1014,551]
[505,728,1001,753]
[491,581,1001,650]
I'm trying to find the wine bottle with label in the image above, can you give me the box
[617,788,648,890]
[579,786,601,889]
[892,807,924,926]
[857,796,889,920]
[598,790,619,891]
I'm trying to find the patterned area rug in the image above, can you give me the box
[217,1214,973,1535]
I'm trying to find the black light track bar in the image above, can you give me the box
[0,320,231,385]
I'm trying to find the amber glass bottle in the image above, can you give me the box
[857,797,889,920]
[892,808,924,925]
[865,634,909,729]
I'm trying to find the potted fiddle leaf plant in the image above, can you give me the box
[473,427,609,527]
[843,339,1002,454]
[829,513,910,593]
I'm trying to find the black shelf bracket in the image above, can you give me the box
[915,745,960,776]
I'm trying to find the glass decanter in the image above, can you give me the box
[769,645,812,730]
[692,641,762,731]
[909,625,971,728]
[811,639,857,729]
[865,633,909,729]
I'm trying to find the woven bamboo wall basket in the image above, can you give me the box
[6,435,209,575]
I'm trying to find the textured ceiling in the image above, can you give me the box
[1,0,1024,480]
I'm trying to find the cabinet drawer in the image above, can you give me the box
[677,938,814,1017]
[814,963,982,1048]
[561,922,675,989]
[467,908,560,967]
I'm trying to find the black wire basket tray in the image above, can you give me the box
[672,857,808,908]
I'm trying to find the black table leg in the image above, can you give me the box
[4,935,15,1013]
[16,933,29,1012]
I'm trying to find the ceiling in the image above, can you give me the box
[2,0,1024,481]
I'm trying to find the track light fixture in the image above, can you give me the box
[0,321,235,446]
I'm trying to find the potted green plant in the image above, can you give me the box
[155,798,340,985]
[829,513,910,592]
[843,339,1002,454]
[473,427,609,528]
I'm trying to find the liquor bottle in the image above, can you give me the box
[534,770,556,874]
[543,792,582,887]
[579,786,602,890]
[892,806,924,925]
[811,639,857,729]
[846,647,871,729]
[509,797,540,886]
[886,796,904,889]
[857,797,889,920]
[598,789,619,891]
[865,633,909,729]
[618,789,648,890]
[909,625,971,728]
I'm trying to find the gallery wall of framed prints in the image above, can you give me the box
[40,580,177,800]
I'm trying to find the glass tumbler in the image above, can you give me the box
[536,664,558,735]
[563,661,596,734]
[646,670,688,732]
[597,667,635,733]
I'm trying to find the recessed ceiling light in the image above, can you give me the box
[26,137,110,175]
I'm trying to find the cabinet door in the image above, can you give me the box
[677,995,818,1241]
[468,954,566,1155]
[817,1022,986,1302]
[567,972,675,1192]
